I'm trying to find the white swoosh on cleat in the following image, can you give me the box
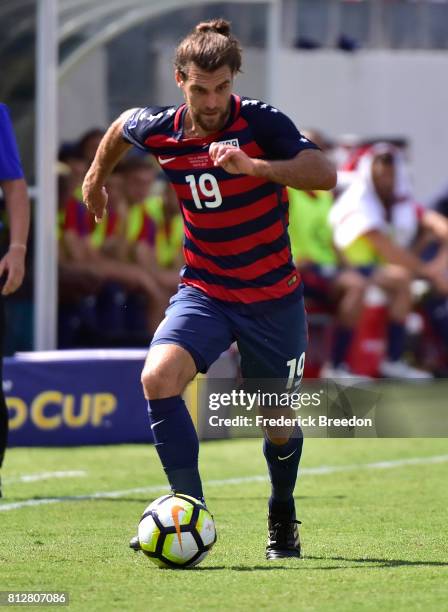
[158,156,176,165]
[150,419,165,429]
[278,449,297,461]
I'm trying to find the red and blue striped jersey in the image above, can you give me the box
[122,95,318,313]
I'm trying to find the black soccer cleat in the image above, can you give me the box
[129,535,141,552]
[266,515,302,560]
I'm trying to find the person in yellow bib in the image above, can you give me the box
[59,158,166,337]
[145,180,184,295]
[119,157,176,331]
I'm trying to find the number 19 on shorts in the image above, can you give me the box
[286,352,306,390]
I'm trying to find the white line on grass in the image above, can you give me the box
[1,454,447,513]
[4,470,87,484]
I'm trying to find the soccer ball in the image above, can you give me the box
[137,493,217,569]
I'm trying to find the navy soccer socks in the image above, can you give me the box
[263,428,303,519]
[387,321,406,362]
[147,396,204,501]
[331,325,354,368]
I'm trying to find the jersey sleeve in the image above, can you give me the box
[242,101,319,160]
[122,106,172,152]
[0,104,24,180]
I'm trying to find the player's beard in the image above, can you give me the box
[194,102,231,134]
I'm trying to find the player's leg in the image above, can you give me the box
[0,383,7,499]
[236,296,307,558]
[141,343,202,499]
[301,265,367,377]
[327,268,367,374]
[373,265,430,377]
[374,264,411,360]
[141,286,234,501]
[0,298,7,497]
[129,287,233,551]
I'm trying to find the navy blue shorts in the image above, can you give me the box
[151,285,308,384]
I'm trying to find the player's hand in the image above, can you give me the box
[421,263,448,295]
[82,180,108,222]
[0,246,26,296]
[430,272,448,295]
[209,143,256,175]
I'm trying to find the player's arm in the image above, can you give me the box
[0,105,30,295]
[365,230,423,273]
[210,103,336,190]
[253,149,336,190]
[82,112,133,221]
[0,178,30,295]
[364,229,448,292]
[420,209,448,242]
[417,209,448,280]
[210,145,335,191]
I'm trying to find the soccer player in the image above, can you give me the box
[82,19,336,559]
[0,104,30,497]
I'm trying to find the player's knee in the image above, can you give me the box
[141,364,182,399]
[386,265,412,288]
[265,430,291,446]
[354,274,368,293]
[348,276,367,299]
[263,424,295,446]
[396,269,412,289]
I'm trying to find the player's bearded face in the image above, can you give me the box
[193,100,231,134]
[177,64,233,134]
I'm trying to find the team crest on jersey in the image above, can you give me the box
[216,138,240,148]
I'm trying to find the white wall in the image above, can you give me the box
[273,50,448,202]
[58,49,108,143]
[154,46,266,106]
[60,45,448,201]
[155,47,448,201]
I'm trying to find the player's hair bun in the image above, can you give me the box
[175,18,241,74]
[195,19,231,37]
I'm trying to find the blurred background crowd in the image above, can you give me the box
[2,0,448,378]
[3,124,448,378]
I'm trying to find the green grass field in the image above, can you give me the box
[1,439,448,611]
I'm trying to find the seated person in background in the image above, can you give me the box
[146,179,184,294]
[428,180,448,219]
[90,166,129,261]
[57,162,103,346]
[58,143,88,202]
[118,156,173,330]
[330,143,448,378]
[288,130,367,378]
[415,179,448,355]
[59,158,165,337]
[78,128,105,167]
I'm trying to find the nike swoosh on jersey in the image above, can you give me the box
[158,156,177,165]
[278,449,297,461]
